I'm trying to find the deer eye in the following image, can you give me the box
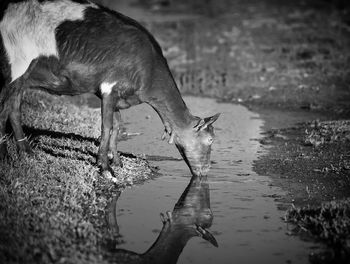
[206,137,214,145]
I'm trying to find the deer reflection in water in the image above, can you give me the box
[107,174,217,264]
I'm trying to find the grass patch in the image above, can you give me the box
[0,90,154,263]
[304,120,350,147]
[285,199,350,262]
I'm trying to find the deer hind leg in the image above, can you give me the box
[0,59,40,159]
[9,89,32,155]
[108,109,123,167]
[0,75,30,159]
[98,92,114,175]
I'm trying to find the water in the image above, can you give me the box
[107,97,320,263]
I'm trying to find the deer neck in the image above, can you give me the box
[142,224,195,264]
[146,66,198,137]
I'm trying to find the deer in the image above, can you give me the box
[106,174,217,263]
[0,0,219,177]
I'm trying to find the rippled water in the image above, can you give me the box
[108,97,320,264]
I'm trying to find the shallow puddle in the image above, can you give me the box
[105,97,321,263]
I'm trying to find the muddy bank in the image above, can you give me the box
[254,118,350,206]
[253,114,350,262]
[285,199,350,263]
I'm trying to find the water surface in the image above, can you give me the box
[110,97,320,264]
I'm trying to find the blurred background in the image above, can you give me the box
[96,0,350,113]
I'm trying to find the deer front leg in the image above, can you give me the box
[1,59,38,159]
[109,109,123,167]
[9,90,32,155]
[98,93,114,176]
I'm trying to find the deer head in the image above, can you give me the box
[174,113,220,176]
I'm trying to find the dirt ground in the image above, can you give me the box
[0,0,350,263]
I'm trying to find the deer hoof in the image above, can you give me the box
[98,159,115,178]
[108,152,123,168]
[101,168,116,180]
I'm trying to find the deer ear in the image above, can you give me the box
[194,113,220,132]
[196,225,218,247]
